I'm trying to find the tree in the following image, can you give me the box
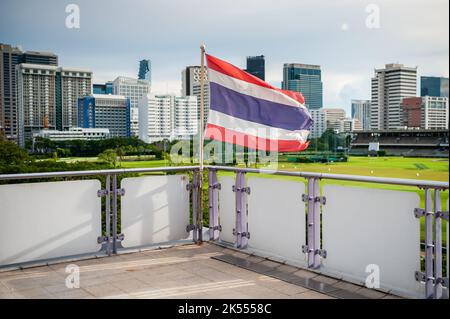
[98,149,118,167]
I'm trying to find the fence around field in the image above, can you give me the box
[0,165,448,299]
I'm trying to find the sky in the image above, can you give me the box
[0,0,448,115]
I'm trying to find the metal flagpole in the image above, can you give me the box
[197,44,206,244]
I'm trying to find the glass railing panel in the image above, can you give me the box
[218,176,236,244]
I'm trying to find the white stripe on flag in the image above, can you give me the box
[207,109,310,142]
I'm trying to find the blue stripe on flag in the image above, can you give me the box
[209,82,312,131]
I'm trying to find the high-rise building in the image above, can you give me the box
[138,94,198,143]
[181,66,209,127]
[58,68,92,130]
[93,82,113,95]
[245,55,265,80]
[282,63,323,109]
[402,96,448,130]
[323,108,346,131]
[351,99,371,130]
[371,63,417,130]
[421,76,449,98]
[309,109,327,138]
[138,59,152,82]
[78,94,131,138]
[112,76,151,136]
[0,43,57,141]
[16,64,58,147]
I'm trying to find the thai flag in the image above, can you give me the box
[205,54,313,152]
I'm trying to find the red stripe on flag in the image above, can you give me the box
[205,123,309,152]
[206,54,305,105]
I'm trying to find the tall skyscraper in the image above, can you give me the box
[138,59,152,82]
[370,63,417,130]
[421,76,449,98]
[181,66,209,127]
[351,99,371,130]
[112,76,151,136]
[139,94,198,143]
[78,94,131,138]
[0,43,57,141]
[246,55,265,80]
[282,63,323,109]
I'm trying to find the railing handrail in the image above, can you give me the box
[1,164,448,189]
[0,165,200,181]
[205,165,449,189]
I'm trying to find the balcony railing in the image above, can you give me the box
[0,165,448,299]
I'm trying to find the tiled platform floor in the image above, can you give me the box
[0,243,399,299]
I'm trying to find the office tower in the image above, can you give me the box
[309,109,327,138]
[246,55,265,80]
[337,118,362,133]
[16,64,58,147]
[78,94,131,137]
[402,96,449,129]
[370,63,417,130]
[351,99,371,130]
[0,43,57,141]
[57,68,92,130]
[138,59,152,82]
[139,94,198,143]
[323,108,346,131]
[93,82,113,95]
[282,63,323,109]
[421,76,449,98]
[112,76,150,136]
[181,66,209,127]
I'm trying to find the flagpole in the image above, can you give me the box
[197,44,206,244]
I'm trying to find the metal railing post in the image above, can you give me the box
[233,172,249,249]
[434,189,443,299]
[313,177,321,268]
[112,174,118,254]
[192,170,199,243]
[424,188,434,298]
[306,178,315,268]
[105,174,111,256]
[208,169,220,241]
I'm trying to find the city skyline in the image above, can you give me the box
[1,0,448,116]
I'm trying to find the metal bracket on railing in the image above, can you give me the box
[97,189,109,197]
[301,194,310,202]
[436,210,449,221]
[116,188,125,196]
[301,245,313,254]
[186,183,195,191]
[232,185,251,195]
[436,277,449,288]
[315,196,326,205]
[209,183,221,190]
[315,249,327,258]
[233,228,250,239]
[414,208,426,218]
[211,225,222,232]
[186,224,196,232]
[97,235,109,244]
[415,271,435,284]
[116,233,125,241]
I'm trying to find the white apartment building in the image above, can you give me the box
[33,127,110,141]
[139,94,198,143]
[351,99,371,130]
[323,108,346,131]
[112,76,151,136]
[336,118,362,133]
[421,96,449,130]
[371,63,417,130]
[181,66,209,127]
[60,67,92,130]
[309,109,327,138]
